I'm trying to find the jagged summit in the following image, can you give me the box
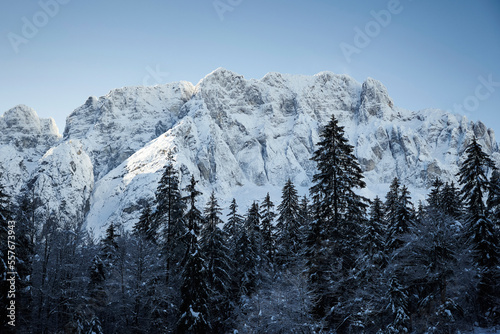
[1,69,498,235]
[1,104,60,137]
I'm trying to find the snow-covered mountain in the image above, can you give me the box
[1,68,498,234]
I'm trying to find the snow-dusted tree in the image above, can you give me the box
[130,213,159,332]
[224,198,243,250]
[275,179,302,269]
[176,176,211,334]
[441,182,462,218]
[362,196,387,266]
[307,114,367,327]
[87,255,106,331]
[457,138,499,324]
[182,175,204,258]
[101,223,118,264]
[387,276,410,333]
[386,185,415,252]
[260,192,276,266]
[310,114,367,231]
[150,154,187,329]
[427,178,444,210]
[154,153,186,285]
[201,191,233,332]
[384,177,400,229]
[233,202,263,298]
[133,202,157,243]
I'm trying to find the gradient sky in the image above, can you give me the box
[1,0,499,136]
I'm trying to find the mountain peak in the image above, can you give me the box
[1,104,60,136]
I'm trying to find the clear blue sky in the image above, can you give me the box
[1,0,499,136]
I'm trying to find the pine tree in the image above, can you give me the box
[260,192,276,266]
[386,185,415,252]
[182,175,204,258]
[201,191,232,332]
[133,203,156,242]
[441,182,462,218]
[307,114,368,327]
[233,202,263,298]
[427,178,444,210]
[224,198,243,250]
[276,179,301,269]
[154,154,186,284]
[362,196,386,265]
[385,177,400,231]
[457,138,499,324]
[310,114,367,230]
[87,255,106,330]
[387,276,410,333]
[150,154,187,329]
[101,223,119,263]
[176,177,210,333]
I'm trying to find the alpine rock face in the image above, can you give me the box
[1,68,498,234]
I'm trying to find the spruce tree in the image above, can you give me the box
[427,178,444,210]
[151,154,187,329]
[457,138,499,324]
[176,176,210,333]
[133,203,156,242]
[276,179,301,269]
[386,185,415,252]
[224,198,243,250]
[154,154,186,283]
[362,196,387,265]
[387,276,410,333]
[260,192,276,266]
[307,114,368,327]
[441,182,462,218]
[201,191,232,332]
[233,202,262,297]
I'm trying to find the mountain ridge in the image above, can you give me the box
[1,68,498,235]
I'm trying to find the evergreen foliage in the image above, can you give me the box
[5,120,500,333]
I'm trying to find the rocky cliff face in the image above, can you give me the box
[0,105,61,196]
[1,69,498,235]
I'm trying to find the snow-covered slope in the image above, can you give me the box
[2,68,499,234]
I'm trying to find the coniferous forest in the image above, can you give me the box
[1,114,499,333]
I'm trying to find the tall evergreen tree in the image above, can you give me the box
[154,153,186,284]
[457,138,499,324]
[441,182,462,218]
[386,185,415,252]
[260,192,276,266]
[233,202,263,298]
[427,178,444,210]
[151,154,187,329]
[224,198,243,249]
[307,114,368,328]
[362,196,387,265]
[201,191,232,332]
[133,202,156,243]
[276,179,302,269]
[176,176,210,333]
